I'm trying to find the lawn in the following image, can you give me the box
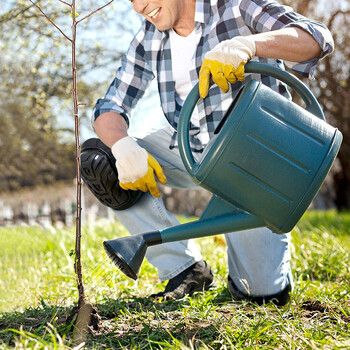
[0,210,349,349]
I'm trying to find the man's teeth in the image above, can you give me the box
[148,7,160,18]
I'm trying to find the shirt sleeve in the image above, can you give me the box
[92,21,155,125]
[239,0,334,77]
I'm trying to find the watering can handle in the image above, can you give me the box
[178,61,325,175]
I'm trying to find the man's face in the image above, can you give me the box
[130,0,184,32]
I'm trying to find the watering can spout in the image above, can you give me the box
[159,210,265,244]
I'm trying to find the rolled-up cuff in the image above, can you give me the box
[284,20,334,78]
[92,98,130,127]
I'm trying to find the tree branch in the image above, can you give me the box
[27,0,72,42]
[327,10,350,31]
[57,0,72,7]
[76,0,114,24]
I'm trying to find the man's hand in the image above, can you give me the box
[199,36,256,98]
[112,136,167,198]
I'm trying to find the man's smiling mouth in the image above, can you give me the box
[147,7,161,19]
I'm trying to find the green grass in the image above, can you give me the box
[0,210,349,349]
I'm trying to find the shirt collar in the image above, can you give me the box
[194,0,211,25]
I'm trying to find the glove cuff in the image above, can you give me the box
[112,136,149,183]
[233,36,256,57]
[111,136,141,160]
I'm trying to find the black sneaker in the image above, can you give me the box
[150,260,215,300]
[227,276,291,307]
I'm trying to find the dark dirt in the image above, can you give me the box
[301,299,350,323]
[302,300,328,313]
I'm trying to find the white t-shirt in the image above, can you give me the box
[169,28,201,126]
[169,28,232,143]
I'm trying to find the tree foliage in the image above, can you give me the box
[0,0,134,191]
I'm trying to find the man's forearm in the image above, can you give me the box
[253,27,322,62]
[94,112,128,148]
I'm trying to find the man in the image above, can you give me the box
[92,0,334,304]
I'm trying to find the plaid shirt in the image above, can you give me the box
[93,0,334,152]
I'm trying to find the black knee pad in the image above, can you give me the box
[80,138,143,210]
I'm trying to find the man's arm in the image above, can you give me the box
[93,111,167,197]
[94,112,128,148]
[199,27,325,98]
[253,27,321,62]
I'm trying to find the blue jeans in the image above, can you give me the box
[115,124,293,297]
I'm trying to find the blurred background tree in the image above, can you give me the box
[0,0,135,191]
[0,0,349,210]
[283,0,350,210]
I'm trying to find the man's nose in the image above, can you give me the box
[132,0,148,14]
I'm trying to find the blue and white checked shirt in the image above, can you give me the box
[93,0,334,152]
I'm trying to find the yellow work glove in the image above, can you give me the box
[199,36,256,98]
[111,136,167,198]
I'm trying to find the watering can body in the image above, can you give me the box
[179,62,342,234]
[104,62,342,280]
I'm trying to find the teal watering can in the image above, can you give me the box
[104,62,343,280]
